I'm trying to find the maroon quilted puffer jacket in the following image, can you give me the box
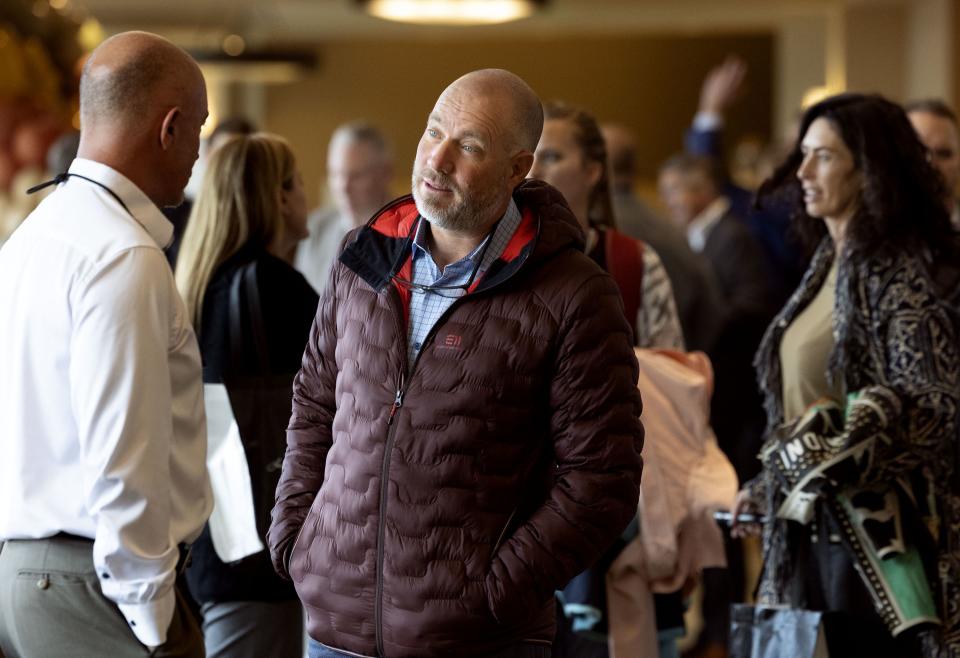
[268,179,643,657]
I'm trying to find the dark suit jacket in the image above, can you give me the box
[701,211,774,323]
[685,125,807,307]
[700,211,774,481]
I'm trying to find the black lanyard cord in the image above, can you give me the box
[27,172,133,217]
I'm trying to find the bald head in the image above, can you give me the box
[443,69,543,154]
[78,31,207,207]
[80,31,202,130]
[412,69,540,237]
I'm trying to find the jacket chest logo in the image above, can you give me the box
[439,333,463,350]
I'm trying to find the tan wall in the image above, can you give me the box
[905,0,954,102]
[775,14,827,140]
[843,2,907,101]
[264,34,773,209]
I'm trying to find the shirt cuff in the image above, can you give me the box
[692,111,723,132]
[116,590,176,647]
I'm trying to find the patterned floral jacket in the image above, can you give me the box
[749,237,960,655]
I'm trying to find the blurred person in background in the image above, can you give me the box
[165,116,257,267]
[597,122,665,239]
[658,154,773,334]
[175,132,317,658]
[294,120,393,293]
[658,153,773,658]
[602,121,724,352]
[531,100,683,658]
[736,93,960,657]
[0,129,80,249]
[532,101,683,350]
[684,56,806,307]
[906,99,960,227]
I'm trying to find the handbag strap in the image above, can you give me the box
[604,229,645,340]
[227,260,271,374]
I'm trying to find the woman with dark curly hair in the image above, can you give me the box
[732,93,960,657]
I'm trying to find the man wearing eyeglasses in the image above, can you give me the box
[268,69,644,658]
[906,99,960,227]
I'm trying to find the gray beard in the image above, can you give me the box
[411,172,505,233]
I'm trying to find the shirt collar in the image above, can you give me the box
[411,197,521,269]
[687,196,730,252]
[67,158,174,249]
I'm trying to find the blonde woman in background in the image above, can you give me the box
[529,100,686,658]
[176,133,318,658]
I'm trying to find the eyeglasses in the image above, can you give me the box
[391,274,474,298]
[390,217,499,298]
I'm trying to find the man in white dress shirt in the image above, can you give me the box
[0,31,212,658]
[294,121,393,292]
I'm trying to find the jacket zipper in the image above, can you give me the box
[373,289,496,655]
[386,387,404,425]
[373,230,539,656]
[374,405,401,657]
[375,290,410,657]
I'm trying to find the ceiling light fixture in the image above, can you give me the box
[190,48,319,84]
[360,0,546,26]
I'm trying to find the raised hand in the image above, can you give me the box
[699,55,748,117]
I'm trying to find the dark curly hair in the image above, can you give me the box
[757,93,955,264]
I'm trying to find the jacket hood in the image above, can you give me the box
[338,178,585,294]
[514,178,585,258]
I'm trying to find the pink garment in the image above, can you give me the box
[607,349,738,658]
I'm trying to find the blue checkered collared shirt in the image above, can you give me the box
[406,198,522,368]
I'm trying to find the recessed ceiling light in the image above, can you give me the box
[360,0,546,26]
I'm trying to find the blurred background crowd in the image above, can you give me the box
[3,1,960,657]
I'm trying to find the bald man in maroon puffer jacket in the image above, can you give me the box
[269,69,644,658]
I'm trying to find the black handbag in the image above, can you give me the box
[729,604,830,658]
[223,261,296,538]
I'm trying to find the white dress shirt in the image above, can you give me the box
[294,206,354,294]
[686,196,731,253]
[0,158,212,647]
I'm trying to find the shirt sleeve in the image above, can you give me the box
[692,111,724,132]
[69,247,183,647]
[685,112,724,158]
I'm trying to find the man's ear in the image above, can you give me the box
[509,151,534,187]
[159,107,181,150]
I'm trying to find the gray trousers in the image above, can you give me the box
[200,599,303,658]
[0,537,203,658]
